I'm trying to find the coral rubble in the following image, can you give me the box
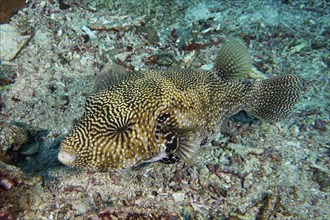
[0,0,328,219]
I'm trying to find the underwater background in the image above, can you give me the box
[0,0,329,219]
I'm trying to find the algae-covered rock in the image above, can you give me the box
[0,65,16,87]
[0,123,28,162]
[0,24,30,62]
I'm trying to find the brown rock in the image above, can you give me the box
[0,0,27,23]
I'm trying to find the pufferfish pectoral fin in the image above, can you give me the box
[167,126,201,166]
[92,61,130,93]
[131,127,201,170]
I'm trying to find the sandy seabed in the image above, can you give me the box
[0,0,329,219]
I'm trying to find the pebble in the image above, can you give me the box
[172,192,185,202]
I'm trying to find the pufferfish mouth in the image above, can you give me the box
[58,149,76,165]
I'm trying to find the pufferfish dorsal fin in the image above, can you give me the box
[214,38,253,80]
[166,126,201,166]
[92,62,130,93]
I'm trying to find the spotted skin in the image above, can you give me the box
[58,40,301,171]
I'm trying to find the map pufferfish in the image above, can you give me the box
[58,39,302,171]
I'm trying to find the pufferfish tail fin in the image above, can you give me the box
[245,75,302,122]
[214,38,253,80]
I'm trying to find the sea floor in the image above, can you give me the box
[0,0,329,219]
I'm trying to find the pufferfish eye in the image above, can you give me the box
[155,112,179,152]
[157,112,171,123]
